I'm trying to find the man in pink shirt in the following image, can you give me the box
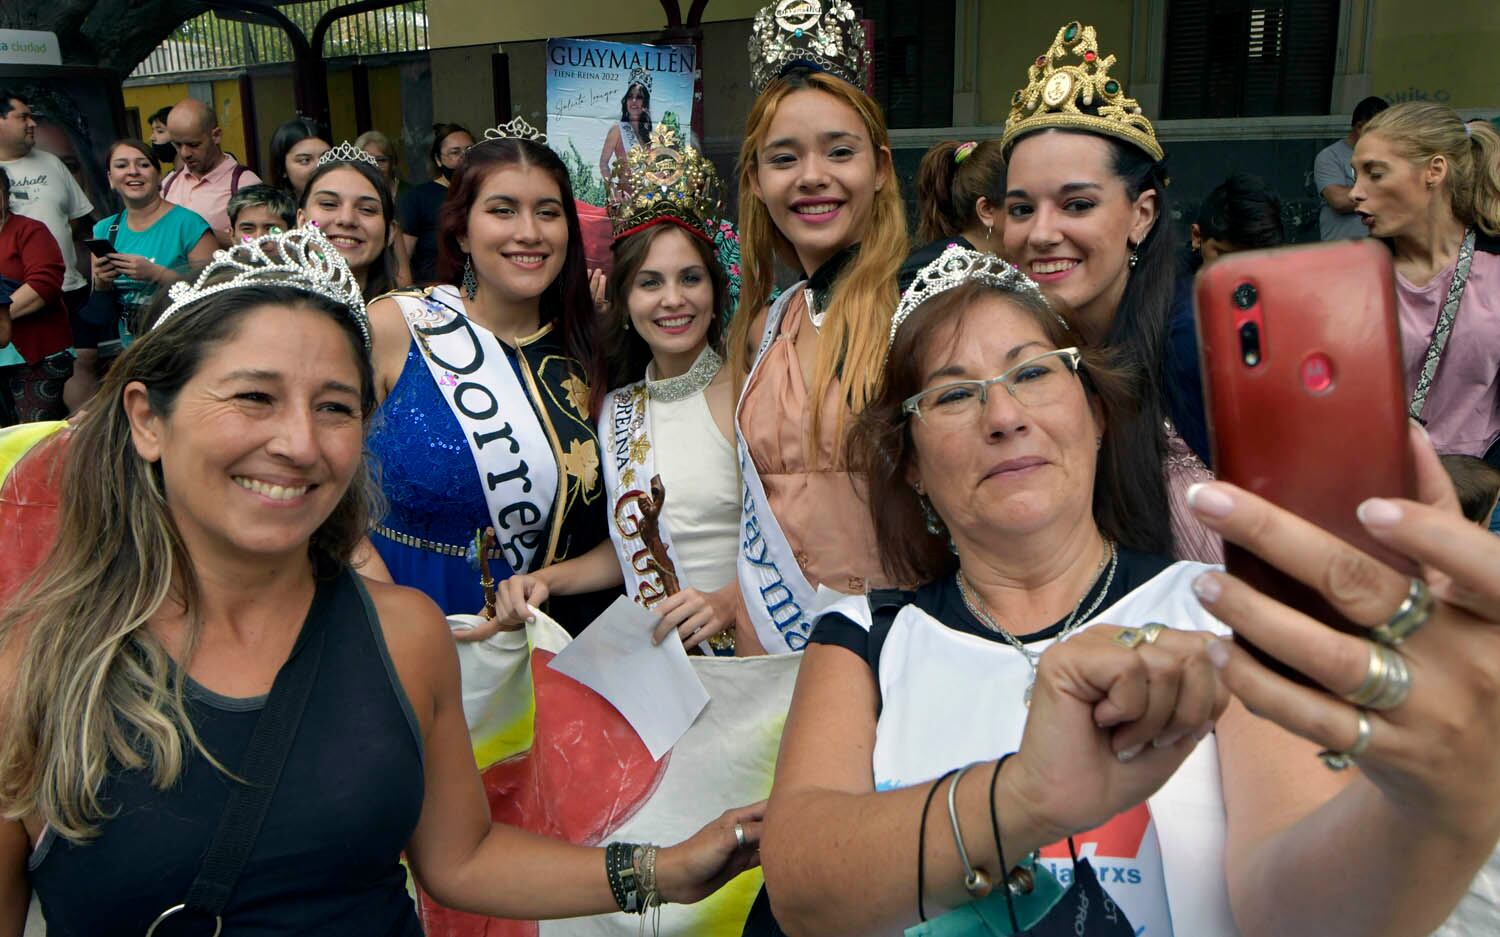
[162,99,260,246]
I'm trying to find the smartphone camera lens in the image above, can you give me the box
[1239,321,1262,367]
[1233,283,1258,310]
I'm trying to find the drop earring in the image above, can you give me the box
[985,223,993,244]
[462,255,477,300]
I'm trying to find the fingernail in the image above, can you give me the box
[1409,417,1430,441]
[1357,497,1402,528]
[1206,639,1231,669]
[525,615,536,624]
[1186,483,1234,517]
[1153,731,1187,749]
[1192,573,1222,603]
[1118,743,1145,763]
[1193,722,1215,742]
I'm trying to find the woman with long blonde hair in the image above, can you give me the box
[728,0,910,657]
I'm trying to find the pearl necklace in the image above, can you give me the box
[956,540,1119,707]
[645,344,723,403]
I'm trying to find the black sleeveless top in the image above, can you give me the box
[28,569,426,936]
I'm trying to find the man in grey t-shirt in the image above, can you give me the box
[1314,96,1389,241]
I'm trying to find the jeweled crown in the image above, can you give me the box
[317,140,381,170]
[155,227,370,350]
[606,123,723,243]
[1001,21,1163,161]
[476,116,548,148]
[749,0,868,94]
[628,65,654,94]
[889,245,1059,355]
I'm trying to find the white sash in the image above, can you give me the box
[396,287,559,573]
[598,381,687,608]
[734,286,819,654]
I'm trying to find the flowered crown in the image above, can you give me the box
[155,227,370,350]
[628,65,654,94]
[474,116,549,148]
[749,0,868,94]
[889,245,1062,356]
[1001,21,1162,162]
[606,123,723,243]
[317,140,380,170]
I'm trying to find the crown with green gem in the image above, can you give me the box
[606,123,723,243]
[1001,21,1163,162]
[749,0,868,94]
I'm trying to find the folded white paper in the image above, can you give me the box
[546,595,710,760]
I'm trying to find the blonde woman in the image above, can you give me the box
[728,0,911,656]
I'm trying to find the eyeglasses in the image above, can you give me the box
[902,347,1083,425]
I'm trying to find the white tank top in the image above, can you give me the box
[650,389,740,591]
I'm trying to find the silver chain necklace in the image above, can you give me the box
[645,344,723,403]
[956,540,1119,707]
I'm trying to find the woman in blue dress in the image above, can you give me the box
[364,120,616,632]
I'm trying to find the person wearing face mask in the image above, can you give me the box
[147,106,177,169]
[400,122,473,284]
[295,144,399,302]
[363,118,614,632]
[901,138,1006,290]
[1349,102,1500,464]
[92,139,217,346]
[726,1,911,658]
[598,70,654,181]
[493,123,743,655]
[268,117,331,201]
[998,22,1214,562]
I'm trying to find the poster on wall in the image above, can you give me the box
[544,38,698,208]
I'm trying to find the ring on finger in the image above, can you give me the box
[1370,578,1433,647]
[1343,640,1412,711]
[1114,621,1167,649]
[734,822,746,848]
[1318,710,1373,771]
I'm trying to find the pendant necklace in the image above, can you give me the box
[956,540,1119,707]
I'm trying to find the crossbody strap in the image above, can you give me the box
[1409,226,1477,421]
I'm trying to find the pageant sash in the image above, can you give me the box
[398,287,559,573]
[599,381,687,607]
[735,286,819,654]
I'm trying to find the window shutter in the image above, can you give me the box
[1163,0,1337,119]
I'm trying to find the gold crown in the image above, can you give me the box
[606,123,723,242]
[749,0,868,94]
[1001,21,1163,162]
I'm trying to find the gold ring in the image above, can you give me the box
[1370,578,1433,647]
[1138,622,1166,645]
[1343,640,1412,711]
[1113,622,1167,649]
[1319,710,1373,771]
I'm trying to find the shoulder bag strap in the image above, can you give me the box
[230,163,247,197]
[1409,226,1477,421]
[161,169,178,198]
[175,577,335,920]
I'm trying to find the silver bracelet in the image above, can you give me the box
[946,763,994,897]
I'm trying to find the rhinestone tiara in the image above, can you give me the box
[1001,21,1162,161]
[606,123,722,242]
[888,244,1062,355]
[317,140,381,170]
[475,116,548,148]
[749,0,868,94]
[154,227,370,350]
[628,65,654,94]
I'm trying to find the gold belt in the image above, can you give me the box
[371,523,506,559]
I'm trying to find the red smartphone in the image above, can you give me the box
[1195,239,1417,681]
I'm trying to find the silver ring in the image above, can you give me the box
[733,822,746,848]
[1371,578,1433,647]
[1344,640,1412,711]
[146,905,223,937]
[1319,710,1373,771]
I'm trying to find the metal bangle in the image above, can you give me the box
[1370,578,1433,646]
[946,763,993,897]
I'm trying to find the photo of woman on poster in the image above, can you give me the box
[597,67,653,179]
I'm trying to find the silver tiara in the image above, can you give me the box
[888,244,1062,355]
[317,140,380,169]
[628,65,654,93]
[154,227,370,350]
[476,116,548,148]
[750,0,868,94]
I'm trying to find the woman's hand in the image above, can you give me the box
[651,587,736,650]
[450,573,550,643]
[93,259,119,287]
[103,253,163,283]
[655,802,765,905]
[589,268,609,314]
[1006,623,1229,845]
[1185,424,1500,841]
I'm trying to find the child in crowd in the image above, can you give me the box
[227,184,296,241]
[1440,454,1500,529]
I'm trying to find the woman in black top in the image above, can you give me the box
[0,230,761,936]
[400,122,473,284]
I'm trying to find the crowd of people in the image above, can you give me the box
[3,4,1500,936]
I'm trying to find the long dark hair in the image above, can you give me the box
[619,83,652,142]
[436,137,606,417]
[852,280,1149,585]
[604,223,727,387]
[268,117,327,193]
[1196,173,1284,248]
[297,159,397,301]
